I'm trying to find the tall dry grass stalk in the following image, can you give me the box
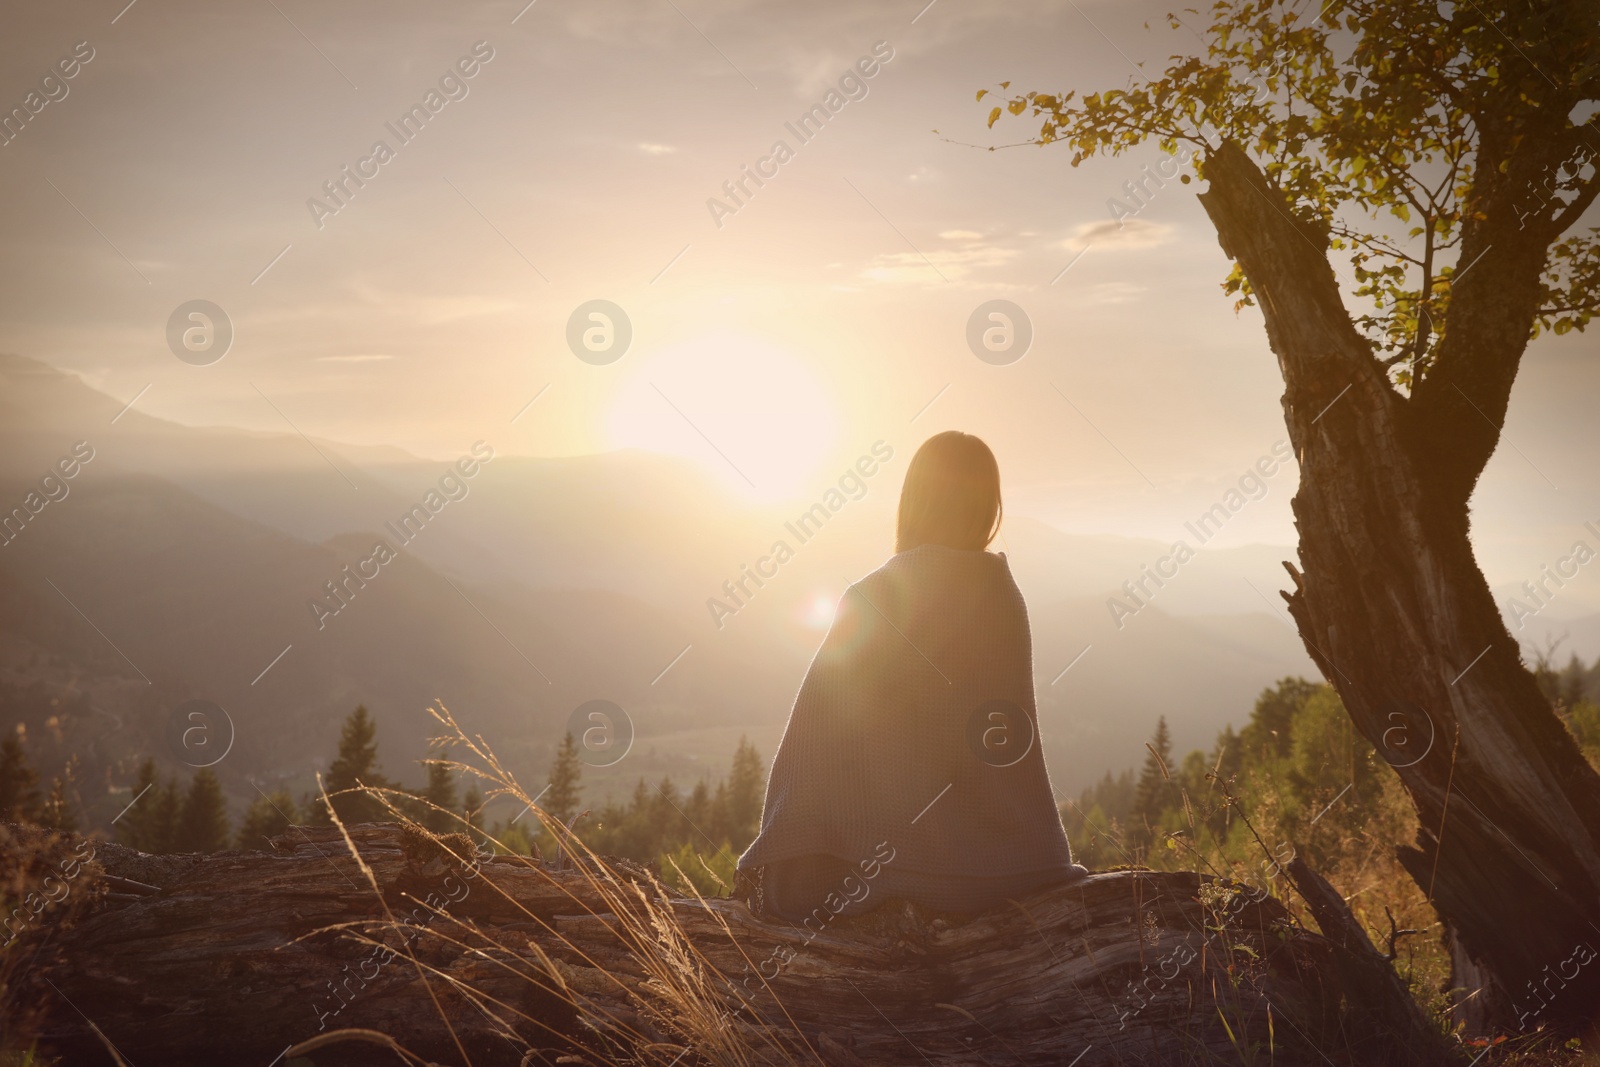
[289,701,819,1067]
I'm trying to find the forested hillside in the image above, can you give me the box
[1062,654,1600,1040]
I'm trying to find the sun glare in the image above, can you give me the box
[801,590,839,630]
[606,332,841,501]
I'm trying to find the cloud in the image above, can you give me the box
[1066,218,1174,250]
[857,243,1021,286]
[638,142,678,155]
[316,354,395,362]
[939,229,985,240]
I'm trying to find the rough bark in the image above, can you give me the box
[9,823,1457,1066]
[1196,139,1600,1037]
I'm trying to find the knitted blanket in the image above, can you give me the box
[738,544,1083,919]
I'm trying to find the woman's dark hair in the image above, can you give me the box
[895,431,1002,554]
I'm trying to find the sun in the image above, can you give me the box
[605,332,841,501]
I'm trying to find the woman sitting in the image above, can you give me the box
[737,431,1088,924]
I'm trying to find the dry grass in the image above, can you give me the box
[290,701,815,1067]
[0,824,110,1067]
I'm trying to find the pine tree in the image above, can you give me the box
[148,771,183,857]
[0,728,43,823]
[543,733,583,826]
[422,761,460,834]
[117,759,163,851]
[462,786,483,836]
[654,777,681,849]
[175,769,230,853]
[1132,717,1175,844]
[620,779,652,857]
[319,705,389,825]
[687,779,712,832]
[237,789,297,850]
[724,737,765,850]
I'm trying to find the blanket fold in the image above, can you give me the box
[738,544,1082,919]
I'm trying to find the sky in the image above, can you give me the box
[2,0,1598,610]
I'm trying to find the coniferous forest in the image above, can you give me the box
[1,702,769,897]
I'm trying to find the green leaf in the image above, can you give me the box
[972,0,1600,370]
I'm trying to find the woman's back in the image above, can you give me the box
[737,542,1081,921]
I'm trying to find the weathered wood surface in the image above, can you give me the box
[10,823,1457,1066]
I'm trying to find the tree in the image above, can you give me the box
[0,727,42,824]
[237,789,297,851]
[116,759,163,852]
[1238,677,1321,763]
[1280,687,1381,848]
[723,736,764,850]
[617,779,654,858]
[319,705,390,825]
[175,769,230,853]
[462,786,483,838]
[150,778,183,855]
[1132,716,1175,844]
[543,732,583,827]
[421,760,460,834]
[651,777,681,851]
[686,779,712,833]
[990,0,1600,1034]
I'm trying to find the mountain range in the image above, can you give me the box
[26,352,1584,829]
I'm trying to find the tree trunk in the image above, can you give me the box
[1196,139,1600,1037]
[9,823,1456,1066]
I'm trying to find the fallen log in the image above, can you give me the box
[5,822,1458,1066]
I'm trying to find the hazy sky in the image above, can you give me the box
[3,0,1598,607]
